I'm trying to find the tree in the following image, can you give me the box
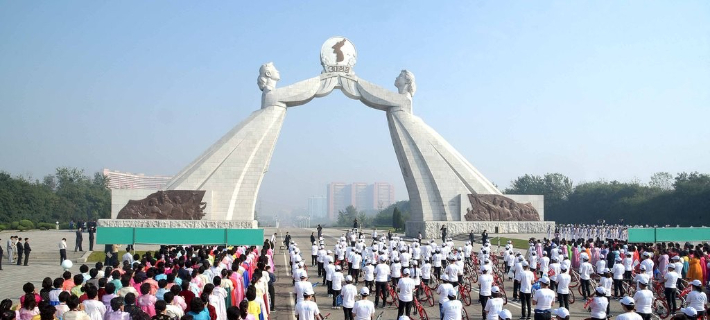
[649,172,673,191]
[392,207,402,230]
[337,205,359,227]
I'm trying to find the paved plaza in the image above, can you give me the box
[1,226,632,319]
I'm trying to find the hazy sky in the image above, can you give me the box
[1,1,708,216]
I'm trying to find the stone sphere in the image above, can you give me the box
[61,260,73,270]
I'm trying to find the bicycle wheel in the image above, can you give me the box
[462,289,472,306]
[462,306,470,320]
[569,290,576,304]
[427,277,439,290]
[653,298,670,319]
[578,284,584,297]
[418,307,429,320]
[425,288,435,307]
[500,286,508,305]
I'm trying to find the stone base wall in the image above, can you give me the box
[98,219,257,229]
[406,220,555,239]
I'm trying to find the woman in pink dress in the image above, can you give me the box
[136,283,156,317]
[572,245,581,269]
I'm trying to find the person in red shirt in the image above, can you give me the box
[179,279,195,309]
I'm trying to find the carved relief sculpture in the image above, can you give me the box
[464,194,540,221]
[117,190,207,220]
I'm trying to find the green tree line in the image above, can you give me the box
[505,172,710,226]
[335,200,411,231]
[0,167,110,226]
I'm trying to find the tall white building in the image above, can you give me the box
[326,182,395,218]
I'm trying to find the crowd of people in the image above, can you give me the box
[0,241,277,320]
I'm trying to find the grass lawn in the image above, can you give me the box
[87,251,150,263]
[488,237,530,249]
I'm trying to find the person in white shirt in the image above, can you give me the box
[478,267,494,318]
[332,265,344,308]
[612,257,626,298]
[295,287,324,320]
[679,307,698,320]
[421,259,432,288]
[362,260,375,292]
[352,287,375,320]
[633,278,653,320]
[409,261,422,299]
[622,253,634,282]
[556,266,571,309]
[485,286,505,320]
[615,297,642,320]
[663,264,679,313]
[432,249,443,279]
[391,258,402,287]
[539,252,550,279]
[437,275,454,320]
[687,280,707,319]
[373,257,390,308]
[442,287,463,320]
[599,269,613,316]
[640,252,654,279]
[533,277,556,320]
[311,242,319,267]
[396,269,416,318]
[351,251,362,284]
[634,265,650,291]
[519,261,535,320]
[295,275,313,304]
[589,287,609,320]
[549,257,561,292]
[59,238,68,265]
[341,275,358,320]
[324,260,335,297]
[579,256,594,300]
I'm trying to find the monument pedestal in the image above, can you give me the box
[406,220,556,239]
[98,219,257,229]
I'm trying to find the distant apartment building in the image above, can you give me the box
[102,168,173,190]
[308,196,327,218]
[326,182,395,220]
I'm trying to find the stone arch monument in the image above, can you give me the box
[106,37,552,238]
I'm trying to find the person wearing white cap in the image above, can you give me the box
[432,249,443,280]
[615,296,641,320]
[350,250,362,285]
[548,256,561,292]
[396,268,416,317]
[533,277,555,320]
[634,265,650,291]
[444,255,460,288]
[479,266,494,317]
[295,286,323,320]
[552,307,569,320]
[362,259,375,293]
[373,256,390,308]
[317,246,327,277]
[589,287,609,320]
[436,275,454,319]
[352,287,375,320]
[499,309,513,320]
[442,286,463,320]
[556,265,571,309]
[663,263,680,313]
[679,307,698,320]
[640,252,654,279]
[324,259,335,297]
[599,269,613,316]
[332,265,344,308]
[633,277,653,320]
[397,316,410,320]
[622,252,634,282]
[519,261,535,320]
[579,255,593,300]
[686,279,707,318]
[612,257,626,299]
[421,258,432,289]
[341,275,357,319]
[295,274,313,304]
[513,255,524,302]
[485,286,505,320]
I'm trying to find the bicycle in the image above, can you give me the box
[652,297,670,319]
[577,279,598,298]
[419,281,435,307]
[412,297,429,320]
[462,306,470,320]
[387,284,400,307]
[458,283,472,306]
[375,311,384,320]
[377,284,398,307]
[426,277,439,291]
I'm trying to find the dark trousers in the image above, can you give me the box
[613,279,624,297]
[0,255,3,269]
[88,238,94,251]
[637,313,651,320]
[332,289,341,307]
[16,251,23,265]
[75,241,82,252]
[434,267,441,279]
[480,295,490,318]
[558,293,569,309]
[665,287,677,312]
[317,262,323,276]
[312,255,317,266]
[351,269,360,283]
[23,252,29,266]
[326,280,332,295]
[513,280,520,299]
[534,310,552,320]
[60,249,67,265]
[520,293,532,318]
[397,300,412,317]
[365,280,374,292]
[268,284,275,311]
[343,307,353,320]
[581,279,591,299]
[550,280,557,292]
[375,281,388,307]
